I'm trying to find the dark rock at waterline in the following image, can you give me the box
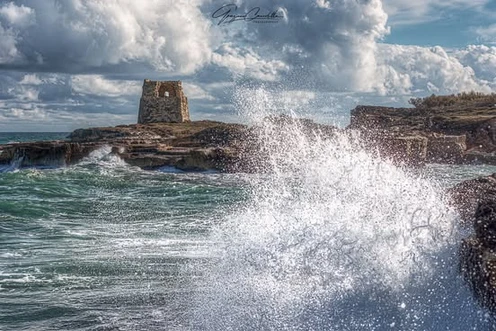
[474,201,496,247]
[460,237,496,312]
[448,173,496,223]
[454,174,496,313]
[0,141,103,168]
[460,200,496,312]
[0,121,250,172]
[444,173,496,313]
[0,119,300,172]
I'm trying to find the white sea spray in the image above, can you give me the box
[189,87,489,330]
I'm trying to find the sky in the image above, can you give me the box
[0,0,495,132]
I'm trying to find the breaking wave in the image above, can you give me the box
[188,87,492,330]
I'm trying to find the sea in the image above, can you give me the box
[2,97,496,330]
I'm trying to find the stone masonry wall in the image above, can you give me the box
[138,80,190,124]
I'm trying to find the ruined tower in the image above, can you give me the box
[137,80,190,124]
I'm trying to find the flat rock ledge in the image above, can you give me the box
[0,121,248,172]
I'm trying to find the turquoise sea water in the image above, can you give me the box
[0,132,69,144]
[1,131,496,330]
[0,145,247,330]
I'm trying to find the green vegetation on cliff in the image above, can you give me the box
[409,92,496,109]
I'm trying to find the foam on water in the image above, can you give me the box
[76,145,129,169]
[189,87,492,330]
[1,145,129,174]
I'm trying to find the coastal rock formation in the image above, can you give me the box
[137,80,190,124]
[449,173,496,223]
[426,134,466,163]
[0,141,101,168]
[0,121,246,171]
[349,102,496,164]
[460,199,496,313]
[0,117,341,173]
[356,131,428,166]
[2,91,496,171]
[451,173,496,313]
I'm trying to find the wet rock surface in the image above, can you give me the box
[449,173,496,223]
[453,174,496,313]
[460,200,496,313]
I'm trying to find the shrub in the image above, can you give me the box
[408,92,496,109]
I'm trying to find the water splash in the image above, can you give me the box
[0,148,26,172]
[189,87,490,330]
[76,145,128,169]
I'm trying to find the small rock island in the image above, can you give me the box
[0,79,247,171]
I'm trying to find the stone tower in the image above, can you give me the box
[137,80,190,124]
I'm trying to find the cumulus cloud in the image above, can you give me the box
[71,75,141,97]
[0,0,392,91]
[182,82,216,101]
[0,0,213,74]
[215,0,390,92]
[0,24,20,63]
[376,44,493,95]
[212,44,289,81]
[452,45,496,84]
[0,2,35,27]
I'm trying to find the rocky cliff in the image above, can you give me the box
[349,103,496,164]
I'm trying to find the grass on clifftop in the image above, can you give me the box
[409,92,496,109]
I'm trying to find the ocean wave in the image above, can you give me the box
[188,86,490,330]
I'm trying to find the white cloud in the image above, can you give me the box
[452,45,496,84]
[6,85,39,102]
[212,43,289,81]
[19,74,42,85]
[375,44,493,95]
[0,2,35,27]
[182,82,216,101]
[0,0,214,74]
[9,106,46,121]
[0,2,35,64]
[71,75,141,97]
[0,24,20,63]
